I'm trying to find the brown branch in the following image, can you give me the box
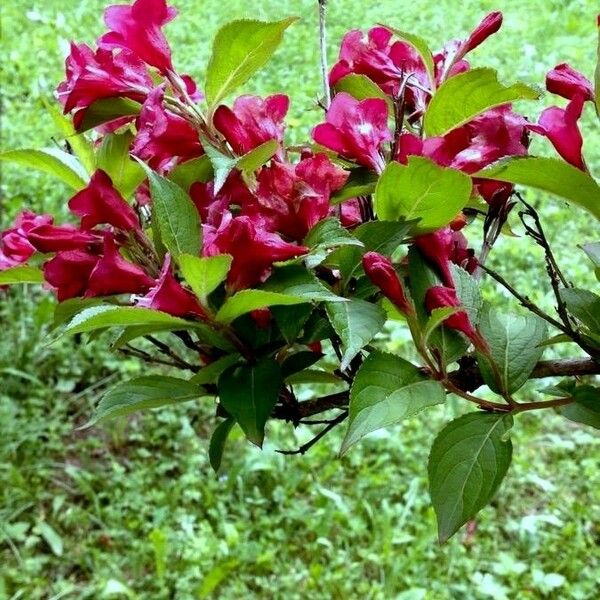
[277,410,348,455]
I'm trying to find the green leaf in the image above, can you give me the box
[423,68,540,136]
[0,266,44,285]
[0,148,88,190]
[334,74,393,110]
[218,358,283,447]
[138,162,202,257]
[326,299,387,370]
[560,288,600,333]
[303,218,363,268]
[423,307,461,346]
[236,139,279,172]
[110,324,191,349]
[84,376,203,427]
[285,369,341,385]
[475,156,600,221]
[375,157,472,233]
[209,418,236,473]
[558,386,600,429]
[178,254,232,305]
[330,168,379,205]
[76,97,141,133]
[581,242,600,280]
[216,290,308,324]
[477,307,547,394]
[281,350,323,379]
[341,351,445,454]
[261,264,343,302]
[190,354,241,385]
[202,142,239,194]
[44,99,95,173]
[52,298,104,330]
[386,27,436,87]
[451,264,483,324]
[168,155,213,191]
[59,306,198,337]
[428,412,513,543]
[271,303,313,343]
[96,131,145,198]
[35,522,63,557]
[205,18,298,107]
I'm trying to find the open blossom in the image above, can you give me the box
[546,63,594,102]
[43,249,99,300]
[528,95,587,171]
[313,92,391,173]
[137,255,206,317]
[425,285,487,351]
[57,43,152,129]
[414,228,476,287]
[99,0,177,73]
[0,211,53,269]
[363,251,414,316]
[131,86,203,170]
[69,170,141,231]
[203,214,308,291]
[213,94,289,156]
[248,153,348,240]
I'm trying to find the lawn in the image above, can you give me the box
[1,0,599,598]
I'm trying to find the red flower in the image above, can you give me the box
[250,308,272,329]
[248,153,348,240]
[26,224,102,253]
[43,249,99,301]
[213,94,289,156]
[546,63,594,102]
[0,211,53,268]
[57,43,151,129]
[131,86,203,170]
[528,94,586,171]
[413,228,476,287]
[99,0,177,73]
[313,92,391,173]
[137,254,206,318]
[203,214,308,291]
[463,11,503,55]
[339,199,362,228]
[86,234,154,297]
[425,285,487,351]
[363,251,414,316]
[69,170,141,231]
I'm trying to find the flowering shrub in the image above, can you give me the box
[1,0,599,542]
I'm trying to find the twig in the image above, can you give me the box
[144,335,197,371]
[317,0,331,109]
[277,410,348,455]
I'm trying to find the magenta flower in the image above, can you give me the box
[43,249,99,301]
[86,234,154,297]
[132,87,203,170]
[313,92,391,173]
[546,63,594,102]
[203,214,308,291]
[137,255,206,318]
[528,94,586,171]
[213,94,289,156]
[0,211,53,269]
[99,0,177,73]
[57,43,151,129]
[69,170,141,231]
[249,153,348,240]
[26,224,102,253]
[362,251,414,316]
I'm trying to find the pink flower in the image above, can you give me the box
[425,285,487,351]
[0,211,53,268]
[546,63,594,102]
[362,251,414,316]
[528,94,586,171]
[339,199,362,228]
[69,170,141,231]
[57,43,151,129]
[43,249,99,301]
[248,153,348,240]
[213,94,289,156]
[137,254,206,317]
[413,228,476,287]
[131,86,203,170]
[463,11,503,54]
[86,234,154,297]
[99,0,177,73]
[203,214,308,291]
[313,92,391,173]
[26,224,102,253]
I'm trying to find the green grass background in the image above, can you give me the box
[1,1,599,598]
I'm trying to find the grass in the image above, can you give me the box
[1,0,600,598]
